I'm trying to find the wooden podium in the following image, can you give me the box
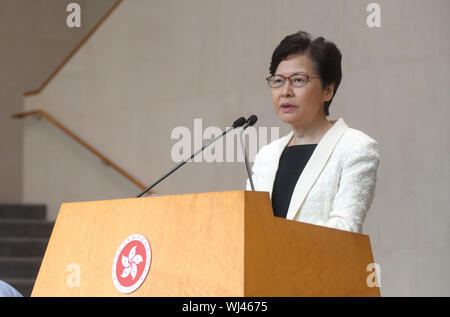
[31,190,380,297]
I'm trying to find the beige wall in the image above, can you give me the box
[0,0,118,202]
[21,0,450,296]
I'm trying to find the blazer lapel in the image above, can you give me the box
[285,118,349,220]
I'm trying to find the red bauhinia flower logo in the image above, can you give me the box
[112,234,152,294]
[120,245,143,280]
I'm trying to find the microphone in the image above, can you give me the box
[239,115,258,191]
[136,116,247,198]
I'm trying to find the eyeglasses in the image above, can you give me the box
[265,72,320,88]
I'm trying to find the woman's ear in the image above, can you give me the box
[323,83,335,102]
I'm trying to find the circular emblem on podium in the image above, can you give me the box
[112,234,152,294]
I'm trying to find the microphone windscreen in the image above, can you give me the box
[247,115,258,126]
[232,116,247,128]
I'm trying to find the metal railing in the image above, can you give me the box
[12,109,152,195]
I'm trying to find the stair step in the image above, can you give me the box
[0,204,49,297]
[0,204,46,220]
[0,257,42,279]
[1,278,35,297]
[0,238,49,257]
[0,219,54,238]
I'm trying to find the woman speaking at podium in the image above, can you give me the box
[246,31,380,234]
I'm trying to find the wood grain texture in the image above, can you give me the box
[244,191,380,296]
[32,191,379,296]
[32,191,245,296]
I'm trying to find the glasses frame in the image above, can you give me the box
[265,72,321,88]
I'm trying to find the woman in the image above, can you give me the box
[246,31,381,234]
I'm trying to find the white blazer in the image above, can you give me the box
[245,118,381,234]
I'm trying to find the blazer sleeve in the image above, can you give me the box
[326,137,381,233]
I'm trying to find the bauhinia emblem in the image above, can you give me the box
[112,234,152,294]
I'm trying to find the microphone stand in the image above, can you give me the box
[239,128,255,191]
[136,126,235,198]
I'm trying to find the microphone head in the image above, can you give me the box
[246,115,258,127]
[232,116,247,128]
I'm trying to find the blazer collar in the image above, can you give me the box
[267,118,349,220]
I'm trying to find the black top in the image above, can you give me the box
[271,144,317,218]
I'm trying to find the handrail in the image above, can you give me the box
[12,109,152,195]
[24,0,123,96]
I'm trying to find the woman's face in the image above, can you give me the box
[270,54,334,127]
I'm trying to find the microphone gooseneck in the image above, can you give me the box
[135,117,247,198]
[239,115,258,191]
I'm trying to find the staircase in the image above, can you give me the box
[0,204,54,297]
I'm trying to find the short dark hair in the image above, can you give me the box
[269,31,342,116]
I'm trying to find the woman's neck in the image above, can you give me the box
[289,115,333,146]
